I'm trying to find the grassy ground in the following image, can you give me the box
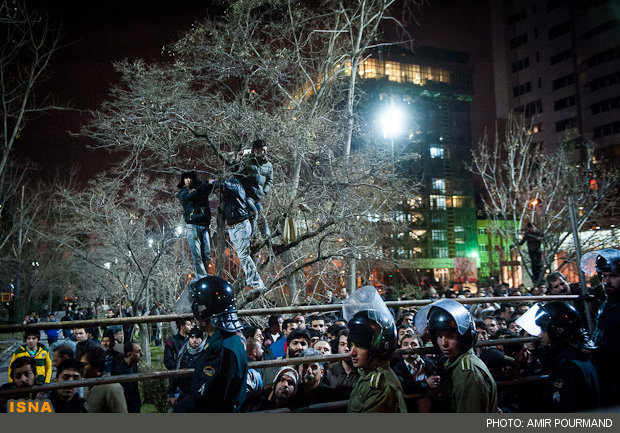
[140,344,169,413]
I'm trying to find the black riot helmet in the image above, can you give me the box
[534,301,588,347]
[595,252,619,277]
[348,310,397,361]
[189,276,243,332]
[427,302,477,353]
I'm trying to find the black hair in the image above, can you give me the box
[175,318,191,331]
[286,328,311,345]
[475,320,488,331]
[308,315,324,324]
[123,341,137,356]
[307,328,321,339]
[53,345,75,360]
[268,314,282,327]
[282,318,295,331]
[242,326,260,340]
[102,329,115,340]
[499,302,514,312]
[546,271,565,287]
[10,356,37,379]
[252,139,266,149]
[327,323,346,337]
[56,359,84,378]
[23,329,40,342]
[82,347,106,373]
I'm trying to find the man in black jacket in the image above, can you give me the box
[48,359,87,413]
[217,177,265,299]
[111,341,143,413]
[177,171,214,279]
[392,333,440,412]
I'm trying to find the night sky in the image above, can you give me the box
[16,0,494,180]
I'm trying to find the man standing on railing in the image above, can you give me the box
[175,276,247,413]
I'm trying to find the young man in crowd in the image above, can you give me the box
[1,357,40,412]
[47,359,87,413]
[81,347,128,413]
[269,318,296,358]
[74,327,99,361]
[245,337,264,398]
[242,366,299,412]
[111,341,143,413]
[392,333,440,412]
[426,300,497,412]
[170,327,206,409]
[326,328,359,397]
[309,315,327,336]
[8,330,52,385]
[347,310,406,413]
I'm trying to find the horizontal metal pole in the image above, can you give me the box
[0,295,579,332]
[0,337,540,396]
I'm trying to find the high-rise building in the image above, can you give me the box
[491,0,620,160]
[358,46,478,288]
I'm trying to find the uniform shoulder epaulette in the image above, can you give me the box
[460,354,472,371]
[369,371,385,389]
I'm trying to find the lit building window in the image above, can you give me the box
[431,229,447,241]
[430,145,444,159]
[455,226,465,244]
[432,246,450,258]
[430,195,447,210]
[430,212,446,224]
[451,196,472,207]
[432,178,446,194]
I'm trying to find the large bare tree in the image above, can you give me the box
[471,115,618,286]
[71,0,419,310]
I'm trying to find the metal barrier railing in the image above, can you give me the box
[0,337,540,397]
[0,295,580,332]
[257,374,551,413]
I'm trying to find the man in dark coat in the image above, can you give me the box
[47,359,87,413]
[235,139,273,243]
[111,341,143,413]
[177,171,214,278]
[529,302,601,412]
[175,276,248,413]
[591,249,620,407]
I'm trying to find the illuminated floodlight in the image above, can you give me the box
[379,103,405,139]
[176,225,184,236]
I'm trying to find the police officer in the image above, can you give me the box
[590,249,620,406]
[346,309,406,413]
[423,299,497,412]
[529,301,600,412]
[175,276,248,412]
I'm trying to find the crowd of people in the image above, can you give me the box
[1,248,617,413]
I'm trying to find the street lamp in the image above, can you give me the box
[378,102,405,157]
[379,102,405,139]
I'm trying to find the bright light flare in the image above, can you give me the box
[379,104,405,138]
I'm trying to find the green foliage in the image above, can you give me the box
[139,365,169,413]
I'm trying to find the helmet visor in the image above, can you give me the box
[415,299,472,336]
[342,286,394,329]
[515,303,544,337]
[581,248,620,277]
[172,286,193,315]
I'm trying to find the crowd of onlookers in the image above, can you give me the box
[0,271,609,413]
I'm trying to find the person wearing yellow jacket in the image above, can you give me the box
[9,330,53,385]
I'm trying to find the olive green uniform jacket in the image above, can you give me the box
[443,348,497,413]
[347,361,407,413]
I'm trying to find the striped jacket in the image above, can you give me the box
[9,343,53,384]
